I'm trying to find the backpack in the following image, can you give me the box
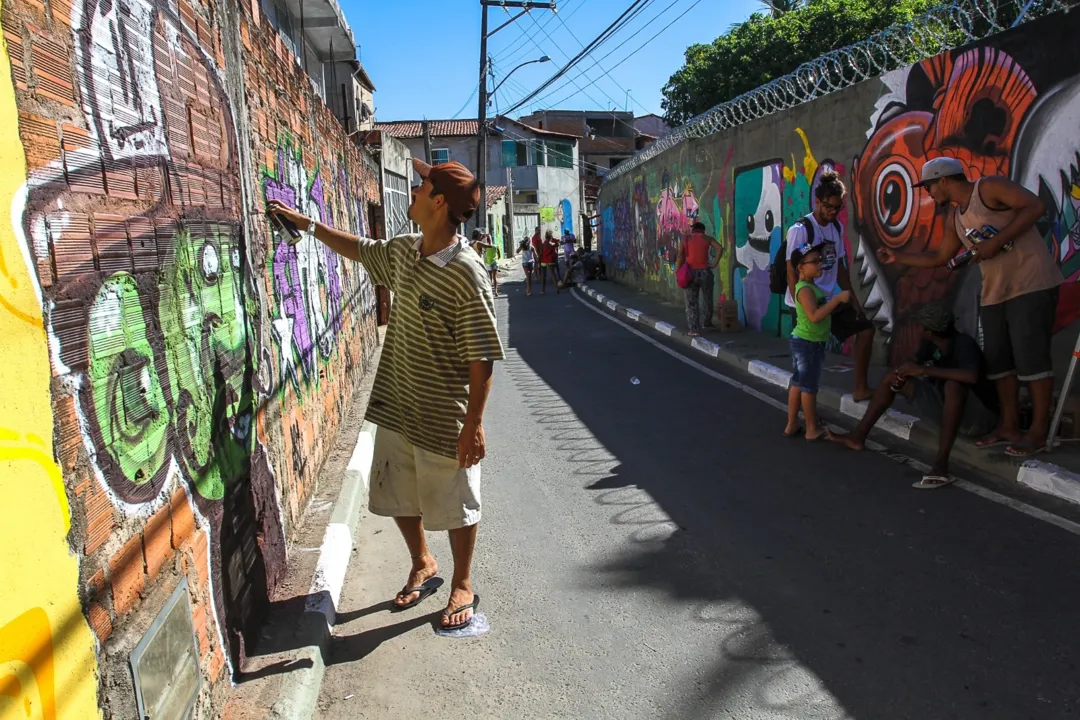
[768,216,842,295]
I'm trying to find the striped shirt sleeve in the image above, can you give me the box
[455,289,504,363]
[354,237,396,289]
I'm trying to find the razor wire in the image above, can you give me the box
[602,0,1069,184]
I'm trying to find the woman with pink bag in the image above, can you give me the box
[675,222,725,336]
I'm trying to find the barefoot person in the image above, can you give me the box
[268,158,503,630]
[876,157,1062,457]
[784,171,875,400]
[828,302,998,488]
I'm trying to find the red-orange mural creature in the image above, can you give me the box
[853,46,1039,362]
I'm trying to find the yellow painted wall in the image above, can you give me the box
[0,11,102,720]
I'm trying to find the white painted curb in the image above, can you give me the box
[271,422,377,720]
[1018,460,1080,506]
[839,394,919,441]
[747,360,793,389]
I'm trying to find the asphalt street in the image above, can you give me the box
[315,266,1080,720]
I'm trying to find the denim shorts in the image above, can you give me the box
[790,337,825,394]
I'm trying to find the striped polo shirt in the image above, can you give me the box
[356,234,504,459]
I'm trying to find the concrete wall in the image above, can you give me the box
[597,11,1080,365]
[0,0,381,712]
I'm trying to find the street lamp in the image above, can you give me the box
[490,55,551,99]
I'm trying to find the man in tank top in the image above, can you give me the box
[876,157,1063,458]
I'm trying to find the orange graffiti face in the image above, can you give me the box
[854,112,944,255]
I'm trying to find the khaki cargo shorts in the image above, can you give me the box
[368,427,481,531]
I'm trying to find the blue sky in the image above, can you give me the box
[344,0,762,122]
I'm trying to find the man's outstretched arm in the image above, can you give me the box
[268,200,367,261]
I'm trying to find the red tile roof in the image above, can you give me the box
[376,120,479,138]
[486,185,507,206]
[375,116,579,141]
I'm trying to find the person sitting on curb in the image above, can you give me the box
[828,301,999,489]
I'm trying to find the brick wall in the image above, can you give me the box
[1,0,380,711]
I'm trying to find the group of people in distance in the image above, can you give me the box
[518,225,580,296]
[739,156,1063,490]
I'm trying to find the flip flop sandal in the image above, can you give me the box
[806,432,827,443]
[974,435,1009,449]
[912,475,956,490]
[390,576,444,612]
[783,426,805,438]
[441,593,481,630]
[1005,442,1047,458]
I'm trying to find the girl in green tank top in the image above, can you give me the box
[785,245,850,440]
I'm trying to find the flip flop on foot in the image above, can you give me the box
[974,434,1015,449]
[912,474,955,490]
[441,593,480,630]
[783,426,804,438]
[806,431,827,442]
[391,576,444,612]
[1005,441,1047,458]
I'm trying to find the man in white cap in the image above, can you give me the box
[876,156,1062,457]
[268,157,502,630]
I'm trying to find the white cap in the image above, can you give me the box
[915,157,966,187]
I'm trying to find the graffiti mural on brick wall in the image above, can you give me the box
[8,0,259,682]
[4,0,376,697]
[853,42,1080,363]
[262,135,375,389]
[600,146,732,302]
[734,129,850,335]
[1,16,101,715]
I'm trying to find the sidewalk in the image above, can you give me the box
[577,279,1080,510]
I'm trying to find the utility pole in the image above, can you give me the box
[476,0,556,235]
[505,166,515,257]
[422,119,433,165]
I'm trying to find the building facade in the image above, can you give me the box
[375,117,581,251]
[519,110,654,217]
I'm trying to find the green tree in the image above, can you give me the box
[760,0,803,17]
[661,0,948,126]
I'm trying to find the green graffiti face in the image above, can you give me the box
[87,274,171,490]
[158,225,248,501]
[84,223,249,503]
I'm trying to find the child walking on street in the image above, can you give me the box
[785,245,850,441]
[519,239,535,296]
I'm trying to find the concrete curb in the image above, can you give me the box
[269,422,377,720]
[577,284,1080,508]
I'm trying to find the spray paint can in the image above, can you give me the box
[946,225,1012,271]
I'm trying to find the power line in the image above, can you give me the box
[526,0,688,113]
[521,8,648,124]
[501,0,649,116]
[538,0,703,112]
[491,0,586,69]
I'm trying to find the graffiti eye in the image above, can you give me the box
[746,214,755,234]
[201,243,220,283]
[875,162,914,238]
[765,210,775,233]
